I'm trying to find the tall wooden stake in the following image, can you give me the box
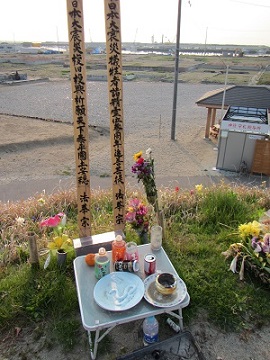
[104,0,125,231]
[66,0,91,237]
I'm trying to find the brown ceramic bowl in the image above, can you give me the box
[155,273,177,295]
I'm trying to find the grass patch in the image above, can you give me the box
[0,183,270,351]
[258,72,270,85]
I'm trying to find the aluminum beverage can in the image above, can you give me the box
[114,260,139,272]
[144,254,156,276]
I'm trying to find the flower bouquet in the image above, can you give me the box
[40,212,73,267]
[222,213,270,285]
[125,198,150,243]
[131,149,158,212]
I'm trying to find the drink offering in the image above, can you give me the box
[112,235,126,262]
[94,247,110,280]
[125,241,139,261]
[150,225,162,251]
[143,316,159,346]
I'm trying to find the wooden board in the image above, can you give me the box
[66,0,91,237]
[104,0,125,231]
[251,139,270,176]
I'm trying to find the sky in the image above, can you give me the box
[0,0,269,47]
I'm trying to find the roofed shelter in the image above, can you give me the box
[196,85,270,138]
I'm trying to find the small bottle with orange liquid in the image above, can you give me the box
[112,235,126,262]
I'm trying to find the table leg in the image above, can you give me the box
[88,328,99,360]
[87,324,117,359]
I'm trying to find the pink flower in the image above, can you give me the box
[40,212,65,228]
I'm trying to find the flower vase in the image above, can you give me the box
[136,230,149,244]
[57,249,67,266]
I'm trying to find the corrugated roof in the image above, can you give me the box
[196,85,270,109]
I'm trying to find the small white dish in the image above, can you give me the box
[144,273,187,307]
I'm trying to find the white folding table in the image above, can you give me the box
[73,244,190,359]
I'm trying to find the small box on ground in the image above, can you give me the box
[116,331,205,360]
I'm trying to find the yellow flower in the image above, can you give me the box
[238,221,261,238]
[38,198,46,205]
[195,184,203,192]
[47,234,72,251]
[133,151,143,161]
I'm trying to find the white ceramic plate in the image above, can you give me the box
[144,273,187,308]
[93,272,145,311]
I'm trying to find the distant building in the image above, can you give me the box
[0,42,15,53]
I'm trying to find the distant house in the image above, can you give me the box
[196,85,270,138]
[0,43,15,53]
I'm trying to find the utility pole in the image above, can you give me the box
[171,0,182,141]
[221,64,229,119]
[204,27,208,56]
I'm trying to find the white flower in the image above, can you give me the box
[146,148,152,159]
[229,255,238,273]
[16,217,25,225]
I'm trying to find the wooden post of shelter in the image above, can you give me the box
[66,0,91,237]
[104,0,125,231]
[211,108,217,127]
[205,107,212,139]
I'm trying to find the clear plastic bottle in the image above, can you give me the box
[150,225,163,251]
[112,235,126,262]
[143,316,159,346]
[94,247,110,280]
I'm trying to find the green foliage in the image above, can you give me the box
[0,261,77,325]
[196,188,253,232]
[258,72,270,85]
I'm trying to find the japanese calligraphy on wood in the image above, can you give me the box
[66,0,91,237]
[104,0,125,231]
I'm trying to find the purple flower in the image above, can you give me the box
[262,233,270,253]
[251,236,262,253]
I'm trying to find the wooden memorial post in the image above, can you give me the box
[66,0,91,237]
[104,0,125,231]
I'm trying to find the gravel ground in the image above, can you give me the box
[0,80,219,134]
[1,80,268,203]
[0,80,225,202]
